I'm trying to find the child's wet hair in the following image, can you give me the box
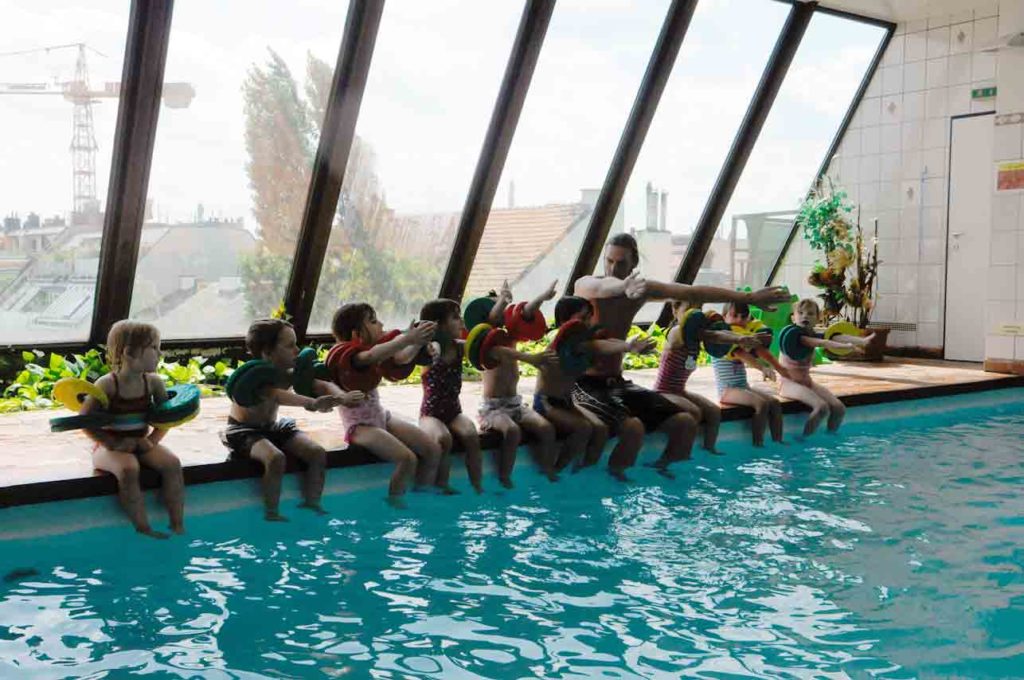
[106,320,160,371]
[554,296,593,326]
[724,301,750,318]
[332,302,375,341]
[795,298,821,317]
[246,318,293,358]
[420,299,461,324]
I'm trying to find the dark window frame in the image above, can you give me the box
[2,0,897,353]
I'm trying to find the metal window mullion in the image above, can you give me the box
[285,0,385,340]
[765,19,894,286]
[437,0,555,302]
[656,0,815,327]
[565,0,698,294]
[89,0,174,344]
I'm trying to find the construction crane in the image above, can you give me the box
[0,43,194,224]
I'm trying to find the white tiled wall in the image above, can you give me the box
[779,1,1024,358]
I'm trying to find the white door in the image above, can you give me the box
[945,114,994,362]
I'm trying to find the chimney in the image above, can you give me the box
[646,182,658,231]
[508,180,515,209]
[659,191,668,232]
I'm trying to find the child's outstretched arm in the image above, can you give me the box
[313,379,366,406]
[271,387,342,412]
[702,328,764,350]
[490,345,559,369]
[733,348,778,380]
[486,280,514,326]
[590,335,657,356]
[357,321,437,366]
[523,280,558,320]
[832,332,875,347]
[802,335,862,353]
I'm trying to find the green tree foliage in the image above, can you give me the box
[240,51,437,327]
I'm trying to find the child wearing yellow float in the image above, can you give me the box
[713,301,784,446]
[80,320,184,538]
[779,299,874,437]
[654,300,762,455]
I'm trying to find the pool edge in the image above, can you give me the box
[3,374,1022,509]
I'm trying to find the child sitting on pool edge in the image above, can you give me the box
[535,295,657,478]
[654,300,763,456]
[714,301,786,446]
[221,318,352,521]
[779,299,874,437]
[80,320,184,538]
[474,281,560,486]
[418,298,484,493]
[324,303,446,506]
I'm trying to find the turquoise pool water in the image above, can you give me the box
[2,391,1023,678]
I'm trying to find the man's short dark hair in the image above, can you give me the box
[554,296,593,326]
[608,232,639,267]
[246,318,293,357]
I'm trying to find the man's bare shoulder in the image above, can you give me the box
[573,274,606,297]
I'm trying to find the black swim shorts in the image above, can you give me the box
[220,417,300,460]
[572,375,682,433]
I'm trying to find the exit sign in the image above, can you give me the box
[972,86,997,99]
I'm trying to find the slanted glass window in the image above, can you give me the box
[0,1,130,345]
[697,12,887,304]
[130,1,349,339]
[307,1,523,333]
[613,0,790,323]
[464,0,670,318]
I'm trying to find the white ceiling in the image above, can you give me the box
[817,0,996,23]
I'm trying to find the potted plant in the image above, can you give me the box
[797,180,886,360]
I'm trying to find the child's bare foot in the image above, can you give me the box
[299,502,329,515]
[645,460,676,479]
[472,482,484,494]
[499,477,514,489]
[708,447,725,456]
[437,485,460,496]
[138,527,170,539]
[171,523,185,535]
[264,511,289,522]
[608,467,630,482]
[386,495,408,510]
[545,469,560,482]
[572,459,595,473]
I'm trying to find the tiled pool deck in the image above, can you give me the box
[1,358,1021,506]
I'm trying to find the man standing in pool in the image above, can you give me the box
[572,233,791,474]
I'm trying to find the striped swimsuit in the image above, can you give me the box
[712,357,749,396]
[653,345,695,396]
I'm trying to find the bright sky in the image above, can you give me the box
[0,0,884,236]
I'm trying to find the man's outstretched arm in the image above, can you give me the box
[631,280,791,308]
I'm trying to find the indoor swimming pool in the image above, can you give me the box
[2,390,1023,678]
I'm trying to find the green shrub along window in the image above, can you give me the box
[0,325,679,413]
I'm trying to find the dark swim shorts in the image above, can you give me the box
[572,375,682,433]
